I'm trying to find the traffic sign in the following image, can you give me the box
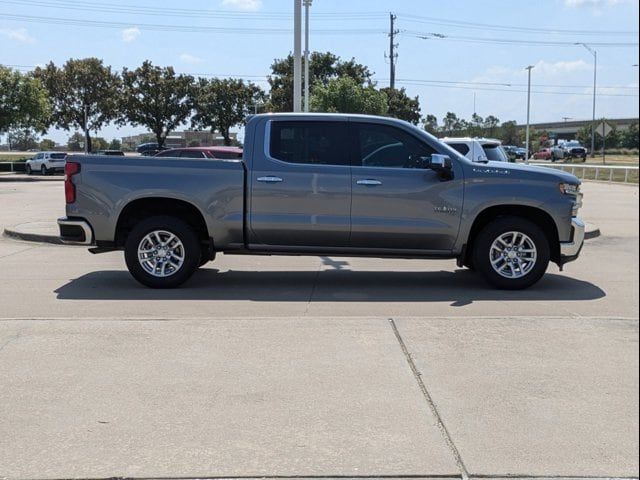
[596,121,613,137]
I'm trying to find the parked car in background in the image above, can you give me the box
[503,145,527,161]
[94,150,125,156]
[154,146,243,160]
[441,137,511,162]
[25,151,67,175]
[561,141,588,161]
[549,145,565,162]
[136,143,168,156]
[533,148,554,160]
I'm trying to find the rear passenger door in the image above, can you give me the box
[249,120,352,247]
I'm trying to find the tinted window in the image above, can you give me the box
[50,153,67,159]
[154,151,177,158]
[355,123,436,169]
[179,151,206,159]
[210,151,243,160]
[447,143,470,156]
[483,145,509,162]
[270,121,350,166]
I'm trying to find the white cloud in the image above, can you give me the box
[179,53,205,64]
[533,59,591,75]
[221,0,262,11]
[121,27,141,43]
[0,27,35,44]
[565,0,632,7]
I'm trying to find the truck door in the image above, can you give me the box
[249,119,352,247]
[350,122,464,252]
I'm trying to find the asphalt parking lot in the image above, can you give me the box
[0,179,638,479]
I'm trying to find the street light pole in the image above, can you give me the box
[293,0,302,112]
[525,65,534,163]
[303,0,312,112]
[577,43,597,158]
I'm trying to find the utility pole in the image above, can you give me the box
[525,65,534,163]
[293,0,302,112]
[577,43,597,158]
[84,104,89,154]
[303,0,312,112]
[388,13,398,90]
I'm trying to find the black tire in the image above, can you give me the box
[40,165,48,176]
[25,164,32,175]
[124,215,201,288]
[472,216,550,290]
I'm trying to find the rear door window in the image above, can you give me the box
[447,143,470,156]
[269,121,350,166]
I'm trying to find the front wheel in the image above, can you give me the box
[472,217,550,290]
[25,164,32,175]
[124,216,201,288]
[40,165,48,176]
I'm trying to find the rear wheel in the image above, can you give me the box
[472,216,550,290]
[124,216,201,288]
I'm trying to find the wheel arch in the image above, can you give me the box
[115,197,211,249]
[463,205,561,266]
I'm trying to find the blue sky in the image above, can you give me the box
[1,0,639,144]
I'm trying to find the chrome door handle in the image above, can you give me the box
[257,176,284,183]
[356,179,382,186]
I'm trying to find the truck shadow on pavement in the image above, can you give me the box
[54,268,605,305]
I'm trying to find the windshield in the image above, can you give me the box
[565,141,581,147]
[483,144,509,162]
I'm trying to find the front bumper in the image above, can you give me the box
[58,217,94,245]
[559,217,585,263]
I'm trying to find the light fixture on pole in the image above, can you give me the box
[576,43,597,158]
[293,0,302,112]
[525,65,534,163]
[303,0,312,112]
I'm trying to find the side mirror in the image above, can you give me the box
[428,154,452,171]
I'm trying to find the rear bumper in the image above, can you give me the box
[559,217,585,263]
[58,217,94,245]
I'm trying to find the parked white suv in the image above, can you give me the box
[25,151,67,175]
[441,137,511,162]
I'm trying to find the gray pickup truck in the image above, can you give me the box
[58,113,584,290]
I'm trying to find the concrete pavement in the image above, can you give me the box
[0,179,637,479]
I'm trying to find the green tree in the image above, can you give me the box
[39,138,56,150]
[268,51,373,112]
[423,114,439,135]
[67,132,85,151]
[621,122,639,149]
[91,137,109,151]
[192,78,265,146]
[500,120,522,146]
[108,138,122,150]
[576,124,592,146]
[310,77,388,116]
[7,128,39,151]
[379,87,421,125]
[483,115,500,137]
[34,58,120,153]
[121,61,195,148]
[442,112,460,136]
[0,66,50,134]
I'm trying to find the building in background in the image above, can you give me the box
[121,130,238,150]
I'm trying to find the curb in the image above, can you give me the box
[0,175,64,183]
[3,227,63,245]
[3,223,603,246]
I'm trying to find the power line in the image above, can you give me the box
[396,12,639,37]
[0,13,385,35]
[404,31,639,47]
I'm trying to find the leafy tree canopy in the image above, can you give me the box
[310,77,388,116]
[380,87,421,125]
[0,66,50,133]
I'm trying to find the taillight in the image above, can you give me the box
[64,162,81,204]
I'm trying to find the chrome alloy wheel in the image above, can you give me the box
[489,231,537,279]
[137,230,185,278]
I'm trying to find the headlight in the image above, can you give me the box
[559,183,580,196]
